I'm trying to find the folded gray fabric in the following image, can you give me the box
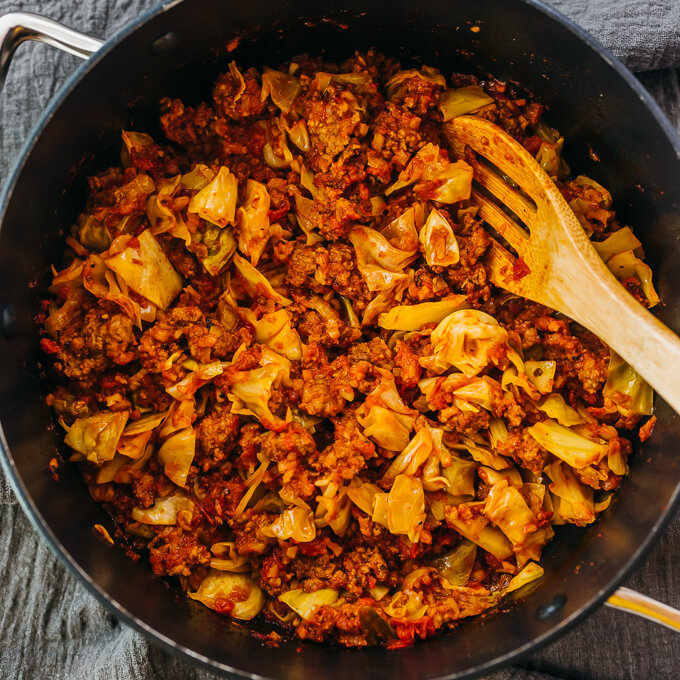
[1,1,679,679]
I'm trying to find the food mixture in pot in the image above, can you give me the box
[38,52,657,647]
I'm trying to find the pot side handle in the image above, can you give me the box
[0,12,104,92]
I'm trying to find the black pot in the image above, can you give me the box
[1,2,679,678]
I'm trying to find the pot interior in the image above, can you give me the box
[1,1,679,678]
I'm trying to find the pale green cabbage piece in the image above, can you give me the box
[188,166,238,227]
[603,350,653,416]
[157,427,196,487]
[64,411,129,464]
[439,85,494,121]
[189,570,265,620]
[131,494,194,525]
[527,419,607,469]
[377,296,468,331]
[279,588,339,621]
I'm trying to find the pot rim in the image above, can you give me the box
[1,0,679,678]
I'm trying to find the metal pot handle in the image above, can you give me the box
[0,12,103,91]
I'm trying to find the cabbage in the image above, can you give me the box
[439,85,494,121]
[449,375,500,412]
[266,507,316,542]
[181,163,215,191]
[121,130,155,163]
[229,349,291,430]
[483,480,538,547]
[279,588,339,621]
[237,179,271,266]
[382,589,429,621]
[441,456,478,497]
[347,479,383,516]
[603,350,653,416]
[131,494,194,525]
[82,255,143,328]
[234,455,271,517]
[385,143,473,203]
[445,503,514,561]
[348,225,418,291]
[544,461,595,525]
[506,561,544,594]
[478,464,523,488]
[188,166,238,227]
[592,226,642,263]
[253,310,302,361]
[357,370,416,451]
[527,419,607,469]
[157,427,196,487]
[79,214,112,251]
[189,570,265,620]
[261,67,301,113]
[199,224,237,277]
[209,541,251,572]
[315,486,352,537]
[377,296,468,331]
[383,428,445,486]
[123,412,168,436]
[606,250,660,307]
[382,205,421,252]
[117,430,153,460]
[293,193,324,245]
[232,253,292,306]
[386,67,446,98]
[312,72,372,92]
[454,437,510,471]
[106,230,183,310]
[386,474,426,542]
[537,393,584,426]
[524,360,556,394]
[489,417,509,449]
[432,540,477,586]
[159,400,196,440]
[64,411,129,464]
[426,309,509,377]
[166,362,229,400]
[146,175,191,245]
[419,208,460,266]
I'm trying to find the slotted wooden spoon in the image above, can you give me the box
[444,115,680,631]
[444,115,680,415]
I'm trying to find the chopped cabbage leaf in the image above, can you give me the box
[189,570,265,620]
[387,474,426,543]
[603,350,653,416]
[315,487,352,537]
[478,465,523,488]
[279,588,339,621]
[386,143,473,203]
[484,480,538,547]
[188,166,238,227]
[537,393,584,426]
[592,226,642,263]
[453,437,511,471]
[347,479,383,516]
[232,253,292,306]
[166,362,230,400]
[382,205,421,252]
[266,507,316,542]
[441,456,478,497]
[210,541,251,572]
[427,309,509,377]
[349,225,418,291]
[229,349,291,430]
[506,561,544,594]
[261,67,301,113]
[383,427,445,487]
[106,230,183,310]
[131,494,194,525]
[527,419,607,469]
[419,208,460,266]
[432,540,477,586]
[146,175,191,246]
[524,360,556,394]
[386,67,446,98]
[544,461,595,525]
[357,369,416,450]
[606,250,660,307]
[382,589,429,621]
[117,430,153,460]
[159,399,196,439]
[253,309,302,361]
[157,427,196,487]
[445,503,514,561]
[439,85,494,121]
[237,179,271,265]
[312,71,373,92]
[293,193,324,245]
[198,224,237,277]
[377,296,468,331]
[181,163,216,191]
[64,411,129,464]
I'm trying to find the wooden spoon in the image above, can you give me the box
[443,115,680,415]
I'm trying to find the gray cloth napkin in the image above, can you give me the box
[1,0,679,678]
